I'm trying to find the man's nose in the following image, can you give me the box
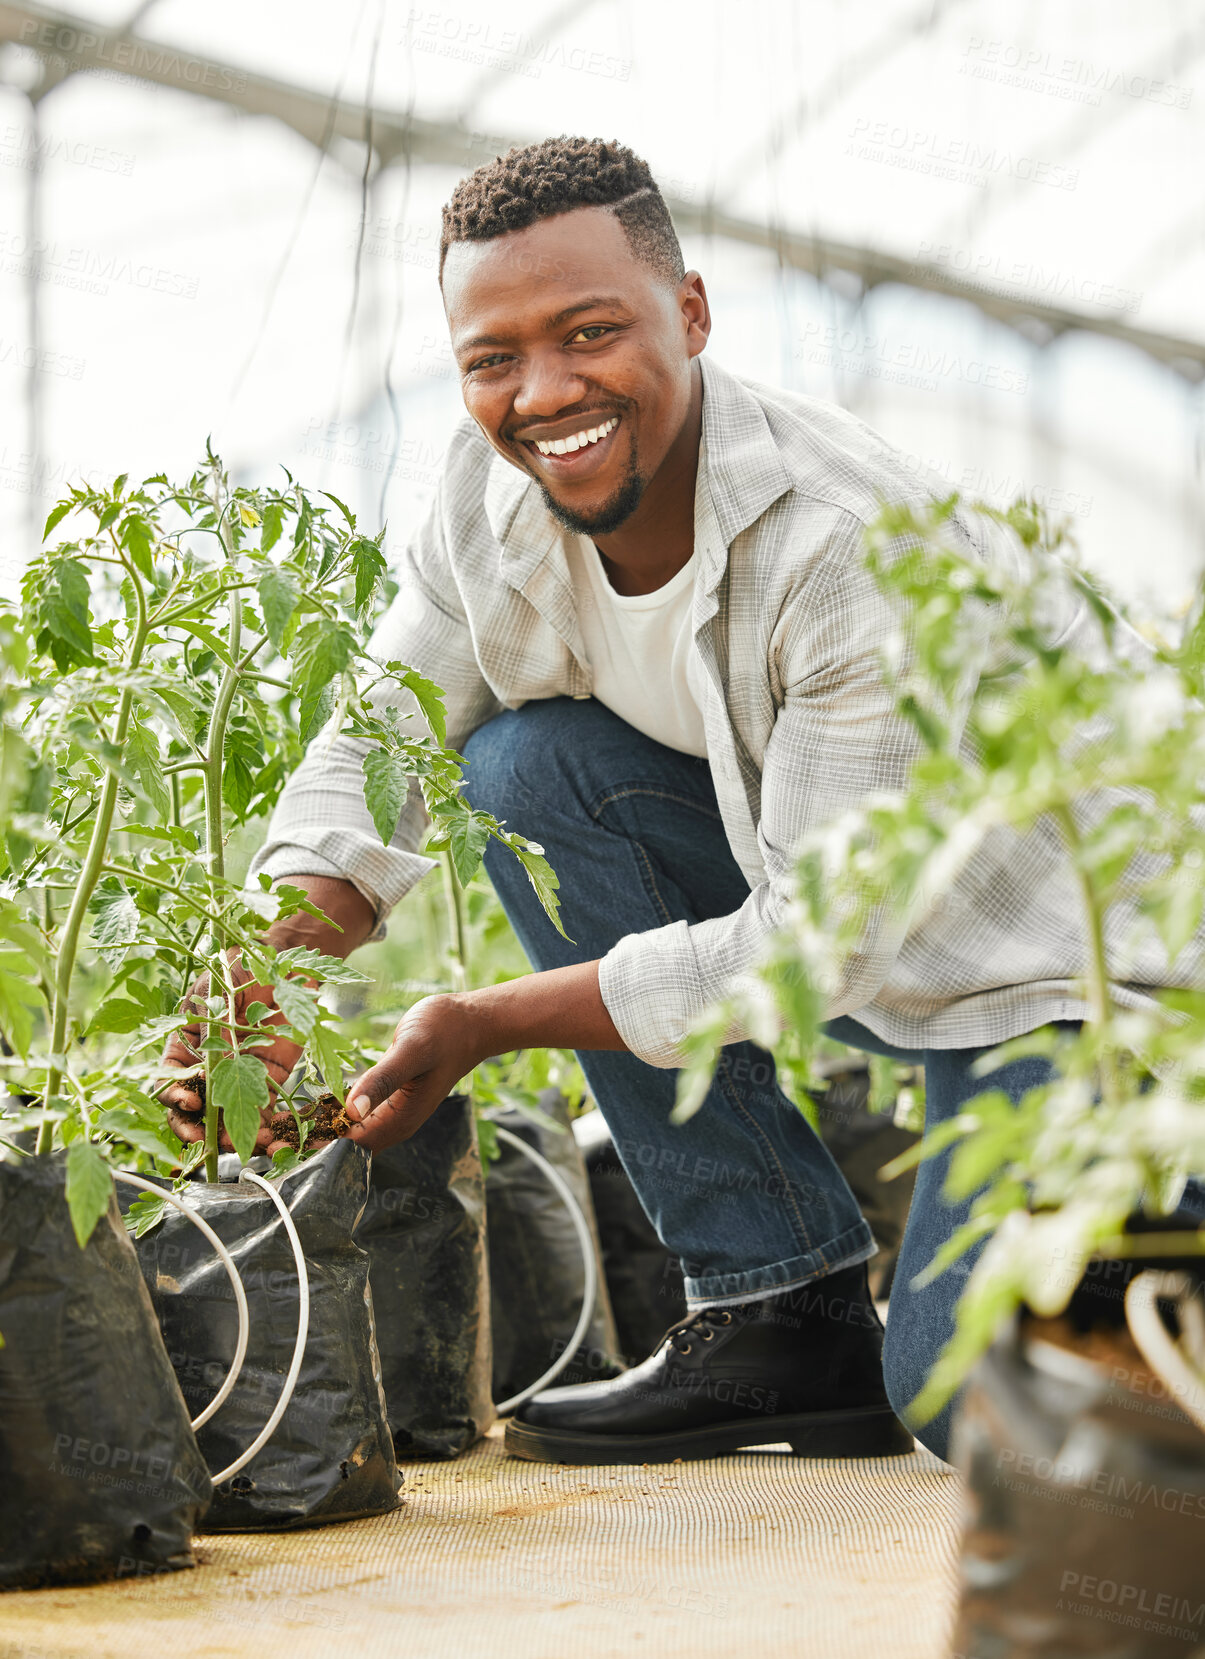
[512,353,589,419]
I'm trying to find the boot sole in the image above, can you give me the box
[504,1405,914,1466]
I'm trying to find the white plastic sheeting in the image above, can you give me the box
[0,0,1201,604]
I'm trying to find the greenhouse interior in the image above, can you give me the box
[0,1,1203,1655]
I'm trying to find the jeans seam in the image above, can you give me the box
[714,1053,815,1254]
[589,784,725,824]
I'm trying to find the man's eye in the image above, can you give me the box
[467,354,509,372]
[570,325,612,343]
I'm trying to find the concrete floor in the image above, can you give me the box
[1,1427,962,1659]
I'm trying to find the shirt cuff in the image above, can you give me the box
[247,836,438,943]
[598,920,707,1069]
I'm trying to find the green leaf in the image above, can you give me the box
[290,618,353,701]
[120,514,155,582]
[362,749,411,845]
[272,975,321,1039]
[43,499,73,540]
[176,617,234,665]
[66,1141,112,1248]
[308,1016,348,1096]
[222,745,257,819]
[0,963,44,1056]
[321,490,356,528]
[349,537,386,615]
[446,810,492,887]
[125,722,170,819]
[400,669,447,746]
[90,882,139,951]
[124,1189,168,1238]
[299,680,335,745]
[209,1051,269,1165]
[511,843,570,940]
[32,556,93,670]
[258,565,300,652]
[261,500,285,552]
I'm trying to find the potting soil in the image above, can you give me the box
[0,1154,211,1588]
[131,1138,401,1531]
[356,1093,494,1459]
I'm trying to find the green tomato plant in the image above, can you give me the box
[675,494,1205,1422]
[0,450,565,1245]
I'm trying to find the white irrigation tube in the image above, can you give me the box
[491,1124,598,1416]
[207,1167,311,1486]
[1125,1270,1205,1435]
[113,1170,250,1432]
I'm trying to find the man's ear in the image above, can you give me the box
[680,270,711,360]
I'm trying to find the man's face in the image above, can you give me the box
[442,206,708,537]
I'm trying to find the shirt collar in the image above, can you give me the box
[482,353,794,590]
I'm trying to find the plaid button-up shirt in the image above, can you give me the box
[251,356,1192,1067]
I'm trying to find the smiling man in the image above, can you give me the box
[163,136,1186,1468]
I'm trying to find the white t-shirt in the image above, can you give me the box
[565,535,709,758]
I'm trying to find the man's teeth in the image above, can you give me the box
[534,417,618,457]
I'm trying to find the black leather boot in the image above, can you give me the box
[504,1262,914,1464]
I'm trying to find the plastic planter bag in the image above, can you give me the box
[583,1126,688,1366]
[356,1093,494,1459]
[0,1153,211,1588]
[131,1138,401,1531]
[486,1093,623,1401]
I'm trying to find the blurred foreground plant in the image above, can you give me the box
[676,495,1205,1419]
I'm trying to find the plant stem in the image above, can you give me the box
[441,850,469,993]
[1053,801,1121,1108]
[36,570,149,1153]
[200,477,245,1181]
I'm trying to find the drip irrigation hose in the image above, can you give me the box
[491,1124,598,1417]
[113,1170,250,1432]
[1125,1269,1205,1435]
[207,1167,311,1486]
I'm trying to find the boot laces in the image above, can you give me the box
[668,1306,735,1356]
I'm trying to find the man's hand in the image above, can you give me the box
[344,959,626,1152]
[159,874,377,1152]
[159,956,303,1154]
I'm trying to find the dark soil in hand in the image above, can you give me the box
[170,1073,206,1120]
[270,1093,351,1150]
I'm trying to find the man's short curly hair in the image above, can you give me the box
[440,136,685,286]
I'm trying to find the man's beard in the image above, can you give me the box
[535,450,646,537]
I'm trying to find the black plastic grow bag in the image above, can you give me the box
[356,1093,494,1459]
[0,1153,211,1588]
[584,1127,688,1366]
[486,1094,623,1400]
[953,1273,1205,1658]
[130,1138,401,1531]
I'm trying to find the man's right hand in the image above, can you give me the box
[158,874,378,1153]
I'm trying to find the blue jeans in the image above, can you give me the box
[463,698,1061,1459]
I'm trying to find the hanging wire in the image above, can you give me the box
[377,13,417,528]
[220,0,372,432]
[329,0,385,444]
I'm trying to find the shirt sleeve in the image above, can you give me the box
[597,511,938,1068]
[247,476,503,936]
